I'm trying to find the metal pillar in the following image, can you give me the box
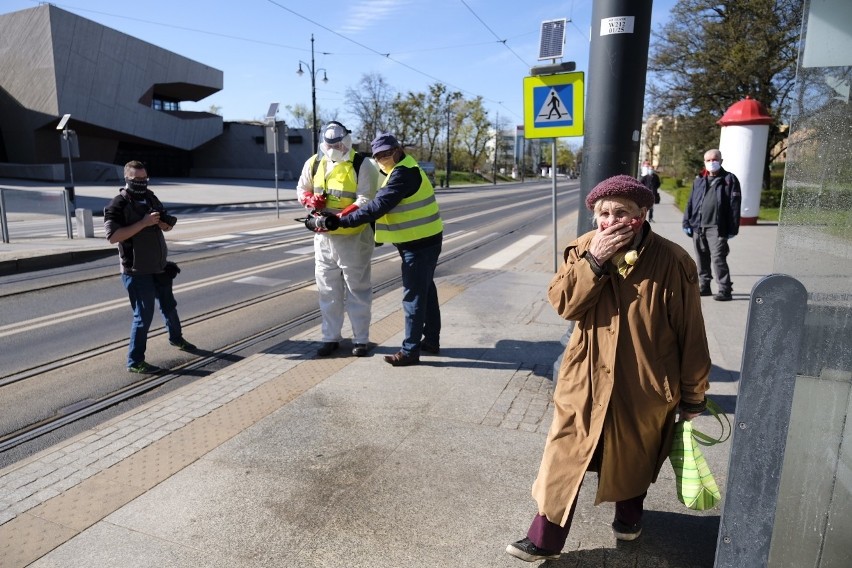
[578,0,653,235]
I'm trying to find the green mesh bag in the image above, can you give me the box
[669,399,729,511]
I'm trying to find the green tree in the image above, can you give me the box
[389,91,428,149]
[556,141,578,173]
[456,97,491,172]
[649,0,803,183]
[285,103,331,132]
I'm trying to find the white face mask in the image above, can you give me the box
[705,160,721,173]
[325,147,347,162]
[641,167,650,176]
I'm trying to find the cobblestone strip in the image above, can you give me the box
[481,363,555,435]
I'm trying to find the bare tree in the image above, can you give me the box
[345,73,396,144]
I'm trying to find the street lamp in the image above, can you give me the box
[297,34,328,151]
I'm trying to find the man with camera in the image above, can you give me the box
[104,160,195,373]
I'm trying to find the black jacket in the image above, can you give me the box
[104,189,169,275]
[682,170,741,237]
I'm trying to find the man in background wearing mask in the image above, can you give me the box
[682,148,741,301]
[638,161,661,222]
[104,160,195,374]
[297,121,381,357]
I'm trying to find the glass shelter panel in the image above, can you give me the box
[768,0,852,565]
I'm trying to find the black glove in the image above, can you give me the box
[305,212,340,232]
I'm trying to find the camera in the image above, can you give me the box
[152,208,177,227]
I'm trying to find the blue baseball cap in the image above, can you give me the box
[371,133,400,155]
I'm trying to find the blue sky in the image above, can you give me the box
[4,0,677,128]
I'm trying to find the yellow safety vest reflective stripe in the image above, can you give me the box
[310,149,365,236]
[374,154,443,244]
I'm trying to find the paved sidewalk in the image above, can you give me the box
[0,187,778,567]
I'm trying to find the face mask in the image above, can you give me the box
[126,179,148,197]
[325,147,347,162]
[641,167,650,176]
[705,160,721,173]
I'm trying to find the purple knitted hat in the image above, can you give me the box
[585,174,655,210]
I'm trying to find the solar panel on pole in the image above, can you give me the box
[538,19,566,60]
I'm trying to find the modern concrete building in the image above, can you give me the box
[0,4,309,182]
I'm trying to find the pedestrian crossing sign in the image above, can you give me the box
[523,72,584,138]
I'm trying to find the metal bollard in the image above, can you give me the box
[75,208,94,238]
[0,188,9,243]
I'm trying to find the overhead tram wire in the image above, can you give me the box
[59,5,312,53]
[58,1,525,122]
[263,0,523,120]
[458,0,531,69]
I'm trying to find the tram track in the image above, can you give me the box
[0,221,525,453]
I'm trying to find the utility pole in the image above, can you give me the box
[297,34,328,151]
[492,113,499,185]
[445,105,452,188]
[578,0,653,234]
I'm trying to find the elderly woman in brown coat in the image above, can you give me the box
[507,174,712,562]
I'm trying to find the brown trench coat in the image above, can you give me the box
[531,224,710,526]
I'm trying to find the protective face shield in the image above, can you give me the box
[320,121,352,162]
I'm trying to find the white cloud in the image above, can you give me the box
[340,0,410,35]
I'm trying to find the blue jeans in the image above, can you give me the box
[397,241,441,355]
[122,273,183,367]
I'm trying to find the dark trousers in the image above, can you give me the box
[693,226,732,294]
[527,485,647,553]
[396,241,442,355]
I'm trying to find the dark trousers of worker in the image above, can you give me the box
[396,240,442,355]
[526,482,647,553]
[693,226,732,294]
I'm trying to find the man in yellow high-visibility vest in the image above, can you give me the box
[297,122,381,358]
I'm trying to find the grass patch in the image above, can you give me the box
[662,176,780,222]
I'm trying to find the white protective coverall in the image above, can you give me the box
[296,127,380,346]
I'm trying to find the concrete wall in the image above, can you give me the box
[0,5,223,166]
[191,124,313,181]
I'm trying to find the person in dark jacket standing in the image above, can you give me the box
[682,149,741,301]
[639,161,661,222]
[104,161,195,373]
[304,133,443,367]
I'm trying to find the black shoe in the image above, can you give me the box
[612,519,642,541]
[352,343,369,357]
[316,342,339,357]
[505,537,560,562]
[699,287,712,297]
[383,351,420,367]
[169,338,197,351]
[127,361,162,374]
[420,341,440,355]
[713,291,732,302]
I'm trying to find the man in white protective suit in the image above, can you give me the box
[297,121,381,357]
